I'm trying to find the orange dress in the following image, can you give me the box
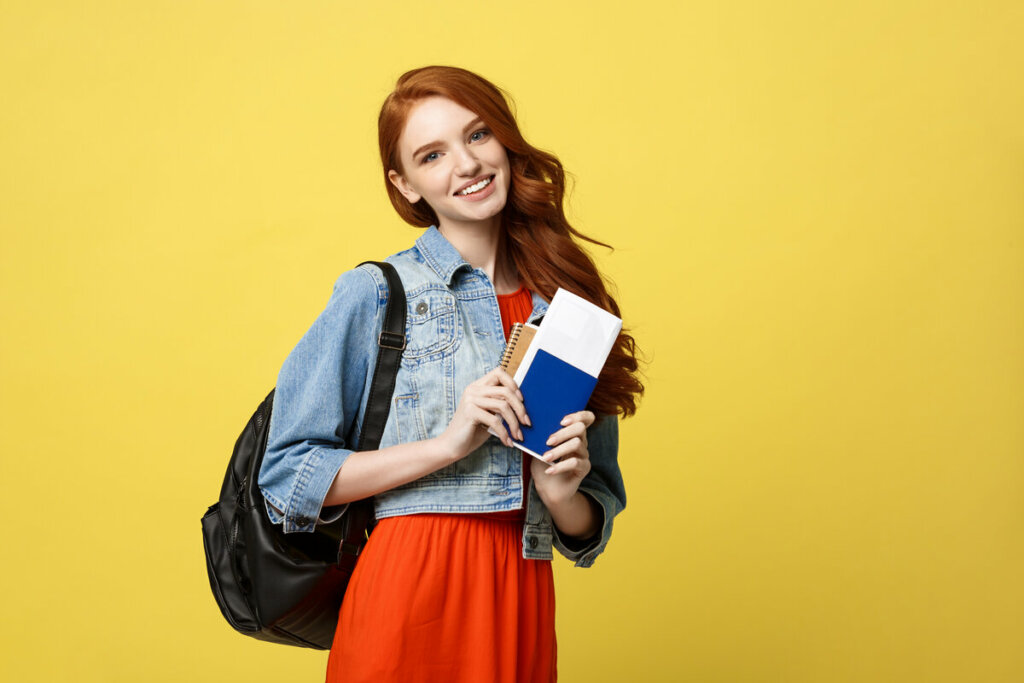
[326,285,556,683]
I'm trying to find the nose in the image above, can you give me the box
[453,144,482,176]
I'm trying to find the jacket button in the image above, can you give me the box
[527,536,539,549]
[415,301,429,314]
[296,517,310,527]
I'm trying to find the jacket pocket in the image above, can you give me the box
[402,287,458,361]
[393,393,427,444]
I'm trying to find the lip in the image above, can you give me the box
[452,174,495,196]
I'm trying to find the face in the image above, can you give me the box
[388,96,511,233]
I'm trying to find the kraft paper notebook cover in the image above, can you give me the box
[497,289,622,459]
[499,323,537,377]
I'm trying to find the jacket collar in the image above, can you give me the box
[415,226,473,286]
[415,225,552,320]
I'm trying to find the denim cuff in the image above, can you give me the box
[317,503,350,524]
[551,487,614,568]
[263,490,348,526]
[263,495,285,525]
[281,446,352,533]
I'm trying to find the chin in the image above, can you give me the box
[489,197,509,216]
[459,198,507,222]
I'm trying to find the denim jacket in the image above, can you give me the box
[257,226,626,567]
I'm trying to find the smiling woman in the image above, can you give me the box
[257,65,644,682]
[387,97,512,237]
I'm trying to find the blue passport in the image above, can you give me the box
[514,348,599,457]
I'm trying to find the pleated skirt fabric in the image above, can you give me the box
[325,512,556,683]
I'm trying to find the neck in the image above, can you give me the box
[438,218,519,294]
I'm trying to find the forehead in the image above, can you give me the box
[399,96,481,151]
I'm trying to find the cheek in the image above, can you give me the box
[482,141,510,170]
[417,170,448,195]
[490,149,512,187]
[500,161,512,192]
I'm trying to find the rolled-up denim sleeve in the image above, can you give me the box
[551,414,626,567]
[257,266,383,533]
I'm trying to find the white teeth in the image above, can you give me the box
[457,176,492,196]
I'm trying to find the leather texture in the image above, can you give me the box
[201,261,406,649]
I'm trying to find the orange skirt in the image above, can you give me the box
[326,513,556,683]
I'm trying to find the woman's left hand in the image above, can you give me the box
[530,410,595,507]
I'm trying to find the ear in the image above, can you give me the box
[388,169,421,204]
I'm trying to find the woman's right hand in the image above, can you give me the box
[325,369,533,507]
[437,367,532,461]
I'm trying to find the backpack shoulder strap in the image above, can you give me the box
[337,260,406,566]
[354,260,406,451]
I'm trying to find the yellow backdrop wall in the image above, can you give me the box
[1,1,1022,681]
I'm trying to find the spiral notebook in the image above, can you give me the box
[496,288,622,459]
[498,322,538,377]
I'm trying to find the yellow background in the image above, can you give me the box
[2,1,1022,681]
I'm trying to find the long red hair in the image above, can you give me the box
[378,66,644,418]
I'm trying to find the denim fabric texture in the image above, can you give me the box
[257,226,626,566]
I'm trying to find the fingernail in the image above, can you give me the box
[545,436,554,446]
[560,416,570,426]
[524,414,532,426]
[517,430,524,441]
[545,467,555,474]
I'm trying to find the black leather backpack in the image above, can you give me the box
[201,261,406,649]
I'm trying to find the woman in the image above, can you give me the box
[258,66,643,682]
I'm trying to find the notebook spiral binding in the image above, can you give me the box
[499,322,525,371]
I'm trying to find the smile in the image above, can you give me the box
[455,175,494,196]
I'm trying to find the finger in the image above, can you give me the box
[543,456,590,477]
[474,406,513,446]
[481,385,531,427]
[476,398,522,441]
[541,436,585,464]
[495,401,524,442]
[492,367,524,402]
[544,421,587,449]
[559,410,596,428]
[475,367,512,390]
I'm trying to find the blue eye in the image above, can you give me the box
[470,129,489,142]
[422,152,439,164]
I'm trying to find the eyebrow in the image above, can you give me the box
[412,117,486,159]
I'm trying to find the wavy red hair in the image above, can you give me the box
[378,66,644,417]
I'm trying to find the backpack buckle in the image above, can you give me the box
[378,331,406,350]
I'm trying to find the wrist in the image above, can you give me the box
[546,490,599,540]
[429,435,460,466]
[537,485,580,515]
